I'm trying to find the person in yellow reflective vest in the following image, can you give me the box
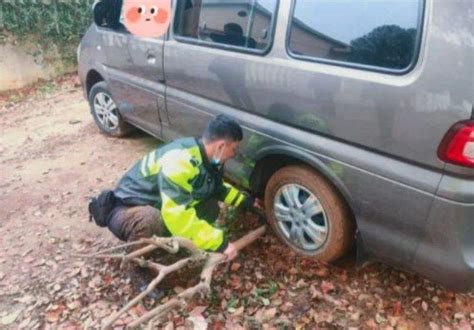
[101,115,260,260]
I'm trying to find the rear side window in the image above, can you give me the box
[173,0,278,52]
[288,0,423,72]
[94,0,129,33]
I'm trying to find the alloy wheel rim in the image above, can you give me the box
[273,183,329,251]
[93,92,119,130]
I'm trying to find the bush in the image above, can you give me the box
[0,0,95,65]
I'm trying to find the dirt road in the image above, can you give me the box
[0,76,472,329]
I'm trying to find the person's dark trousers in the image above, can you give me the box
[107,198,220,242]
[107,204,166,242]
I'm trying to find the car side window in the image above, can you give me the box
[173,0,278,52]
[288,0,424,72]
[94,0,130,34]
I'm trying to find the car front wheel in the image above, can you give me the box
[264,165,354,262]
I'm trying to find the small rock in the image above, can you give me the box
[69,119,81,125]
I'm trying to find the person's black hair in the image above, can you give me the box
[202,114,243,142]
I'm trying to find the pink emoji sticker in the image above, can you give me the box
[123,0,171,38]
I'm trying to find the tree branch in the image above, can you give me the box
[79,225,267,329]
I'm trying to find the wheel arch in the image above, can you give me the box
[249,145,357,221]
[86,70,105,97]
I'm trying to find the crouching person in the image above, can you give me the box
[89,115,260,260]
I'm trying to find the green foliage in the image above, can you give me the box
[253,280,278,306]
[0,0,95,64]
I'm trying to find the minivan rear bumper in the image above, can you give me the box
[412,175,474,292]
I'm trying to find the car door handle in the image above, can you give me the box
[146,50,157,64]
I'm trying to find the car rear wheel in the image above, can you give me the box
[264,165,354,262]
[88,81,133,137]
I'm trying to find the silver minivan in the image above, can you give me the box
[78,0,474,291]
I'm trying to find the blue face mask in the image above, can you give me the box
[211,144,226,166]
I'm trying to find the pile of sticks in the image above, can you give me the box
[77,226,267,328]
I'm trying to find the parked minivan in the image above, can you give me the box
[78,0,473,291]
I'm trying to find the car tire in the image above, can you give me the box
[264,165,354,262]
[88,81,133,137]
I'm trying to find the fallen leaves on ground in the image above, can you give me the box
[0,76,473,329]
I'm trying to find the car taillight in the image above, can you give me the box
[438,120,474,168]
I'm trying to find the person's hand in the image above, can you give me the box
[253,198,264,210]
[223,242,238,261]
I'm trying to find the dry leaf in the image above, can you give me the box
[393,301,402,316]
[421,301,428,312]
[14,295,35,305]
[189,306,207,317]
[457,319,472,330]
[46,311,60,323]
[366,318,378,329]
[230,275,241,288]
[320,281,335,294]
[1,310,22,325]
[429,322,440,330]
[314,266,330,278]
[375,313,386,324]
[255,309,264,323]
[231,262,241,272]
[263,308,277,321]
[232,306,245,316]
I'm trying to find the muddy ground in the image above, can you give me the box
[0,75,473,329]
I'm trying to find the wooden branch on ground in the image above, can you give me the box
[76,225,267,329]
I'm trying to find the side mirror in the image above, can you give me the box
[92,0,122,29]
